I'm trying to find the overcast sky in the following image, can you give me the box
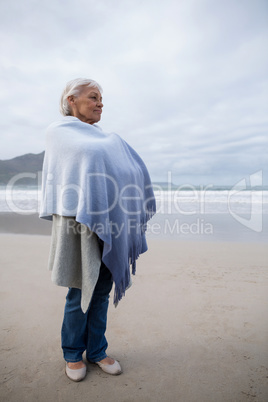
[1,0,267,185]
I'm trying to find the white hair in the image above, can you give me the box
[59,78,103,116]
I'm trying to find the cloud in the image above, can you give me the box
[0,0,267,185]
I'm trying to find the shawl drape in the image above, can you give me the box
[39,116,156,304]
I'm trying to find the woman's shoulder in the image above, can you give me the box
[47,116,79,130]
[47,117,105,134]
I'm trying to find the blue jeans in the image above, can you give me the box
[61,263,113,363]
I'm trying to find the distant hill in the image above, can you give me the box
[0,152,45,185]
[0,151,175,188]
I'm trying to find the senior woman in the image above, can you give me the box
[39,78,155,382]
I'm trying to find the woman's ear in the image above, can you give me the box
[67,95,75,106]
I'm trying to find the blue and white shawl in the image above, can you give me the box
[39,116,156,305]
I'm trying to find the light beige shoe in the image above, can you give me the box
[65,363,87,382]
[95,359,122,375]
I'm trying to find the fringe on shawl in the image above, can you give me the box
[113,203,156,306]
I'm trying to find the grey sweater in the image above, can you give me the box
[48,215,102,313]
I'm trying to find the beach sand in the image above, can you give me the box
[0,218,268,401]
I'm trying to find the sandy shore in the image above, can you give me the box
[0,213,51,235]
[0,233,268,401]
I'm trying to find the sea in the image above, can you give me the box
[0,184,267,242]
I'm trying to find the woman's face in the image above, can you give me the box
[68,86,103,124]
